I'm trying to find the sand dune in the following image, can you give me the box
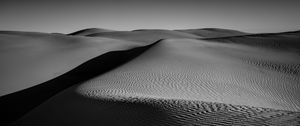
[77,38,300,111]
[1,29,300,125]
[69,28,115,36]
[205,30,300,50]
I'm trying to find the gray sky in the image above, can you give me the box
[1,0,300,33]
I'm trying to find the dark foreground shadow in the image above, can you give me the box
[14,90,172,126]
[0,41,159,125]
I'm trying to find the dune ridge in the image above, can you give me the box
[69,28,115,36]
[84,29,200,43]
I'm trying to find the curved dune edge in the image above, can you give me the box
[69,28,115,36]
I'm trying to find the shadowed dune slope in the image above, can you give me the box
[176,28,249,38]
[0,41,157,125]
[0,31,140,96]
[86,29,200,43]
[69,28,115,36]
[16,39,300,126]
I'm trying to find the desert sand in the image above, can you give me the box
[0,28,299,125]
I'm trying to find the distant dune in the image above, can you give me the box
[0,28,299,125]
[69,28,115,36]
[83,29,200,43]
[205,30,300,51]
[176,28,249,38]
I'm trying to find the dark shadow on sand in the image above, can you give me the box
[15,90,172,126]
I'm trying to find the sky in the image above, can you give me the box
[1,0,300,33]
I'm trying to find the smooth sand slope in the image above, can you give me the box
[0,31,140,96]
[10,29,300,126]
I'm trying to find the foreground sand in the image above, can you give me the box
[1,28,300,125]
